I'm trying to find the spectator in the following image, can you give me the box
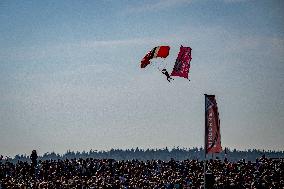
[1,156,283,188]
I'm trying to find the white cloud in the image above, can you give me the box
[0,36,183,62]
[123,0,192,14]
[222,0,251,3]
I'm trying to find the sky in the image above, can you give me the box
[0,0,283,157]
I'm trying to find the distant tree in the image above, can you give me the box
[7,147,284,163]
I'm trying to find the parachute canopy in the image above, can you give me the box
[140,46,170,68]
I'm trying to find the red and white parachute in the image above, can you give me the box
[140,45,192,81]
[140,46,170,68]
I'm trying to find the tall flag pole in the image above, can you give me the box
[224,147,228,162]
[204,94,222,189]
[204,94,207,189]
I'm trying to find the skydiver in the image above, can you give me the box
[161,68,174,82]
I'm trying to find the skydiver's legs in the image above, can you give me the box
[167,76,174,82]
[161,69,174,82]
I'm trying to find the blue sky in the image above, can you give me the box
[0,0,283,156]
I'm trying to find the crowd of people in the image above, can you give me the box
[0,153,283,189]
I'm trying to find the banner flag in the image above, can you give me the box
[205,94,222,154]
[170,46,192,79]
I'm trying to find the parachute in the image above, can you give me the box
[140,45,192,82]
[140,46,170,68]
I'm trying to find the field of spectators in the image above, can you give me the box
[0,154,283,189]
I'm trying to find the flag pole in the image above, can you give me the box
[204,94,207,189]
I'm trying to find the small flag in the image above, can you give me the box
[171,45,192,79]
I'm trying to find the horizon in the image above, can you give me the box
[3,146,284,158]
[1,0,284,157]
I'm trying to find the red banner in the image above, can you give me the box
[170,46,192,79]
[205,94,222,154]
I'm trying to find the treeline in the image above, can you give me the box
[4,147,284,163]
